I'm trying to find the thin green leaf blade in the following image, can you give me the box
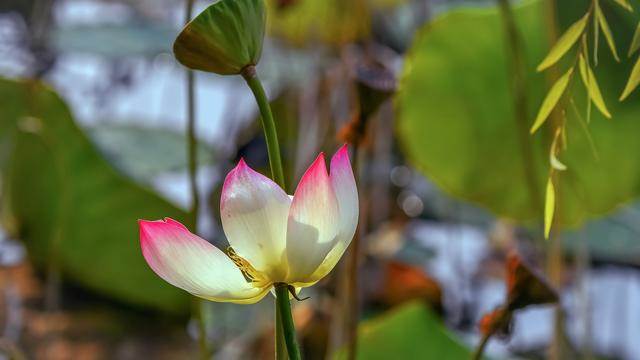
[611,0,633,11]
[596,4,620,62]
[628,23,640,57]
[531,67,574,134]
[551,154,567,171]
[578,54,612,118]
[593,10,600,66]
[620,55,640,101]
[545,178,556,239]
[550,129,567,171]
[537,13,589,71]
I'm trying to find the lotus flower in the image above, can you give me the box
[139,146,358,303]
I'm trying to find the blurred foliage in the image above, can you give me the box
[89,124,214,182]
[397,0,640,227]
[336,301,471,359]
[479,252,558,343]
[267,0,406,47]
[563,203,640,267]
[0,78,190,313]
[47,0,411,57]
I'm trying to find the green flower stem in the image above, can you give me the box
[241,65,289,359]
[242,65,286,189]
[275,284,301,360]
[275,304,288,360]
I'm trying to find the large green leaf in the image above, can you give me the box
[336,302,471,359]
[0,78,190,313]
[397,0,640,226]
[88,124,214,182]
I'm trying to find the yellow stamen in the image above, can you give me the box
[226,247,269,287]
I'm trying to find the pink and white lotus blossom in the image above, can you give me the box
[139,145,358,304]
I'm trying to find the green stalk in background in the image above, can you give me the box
[183,0,210,357]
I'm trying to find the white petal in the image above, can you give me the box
[221,159,291,280]
[285,153,340,283]
[139,218,268,304]
[306,145,359,283]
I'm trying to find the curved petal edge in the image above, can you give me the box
[139,218,267,304]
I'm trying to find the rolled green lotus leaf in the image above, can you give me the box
[174,0,266,75]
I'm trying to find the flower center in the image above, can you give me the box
[226,247,269,287]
